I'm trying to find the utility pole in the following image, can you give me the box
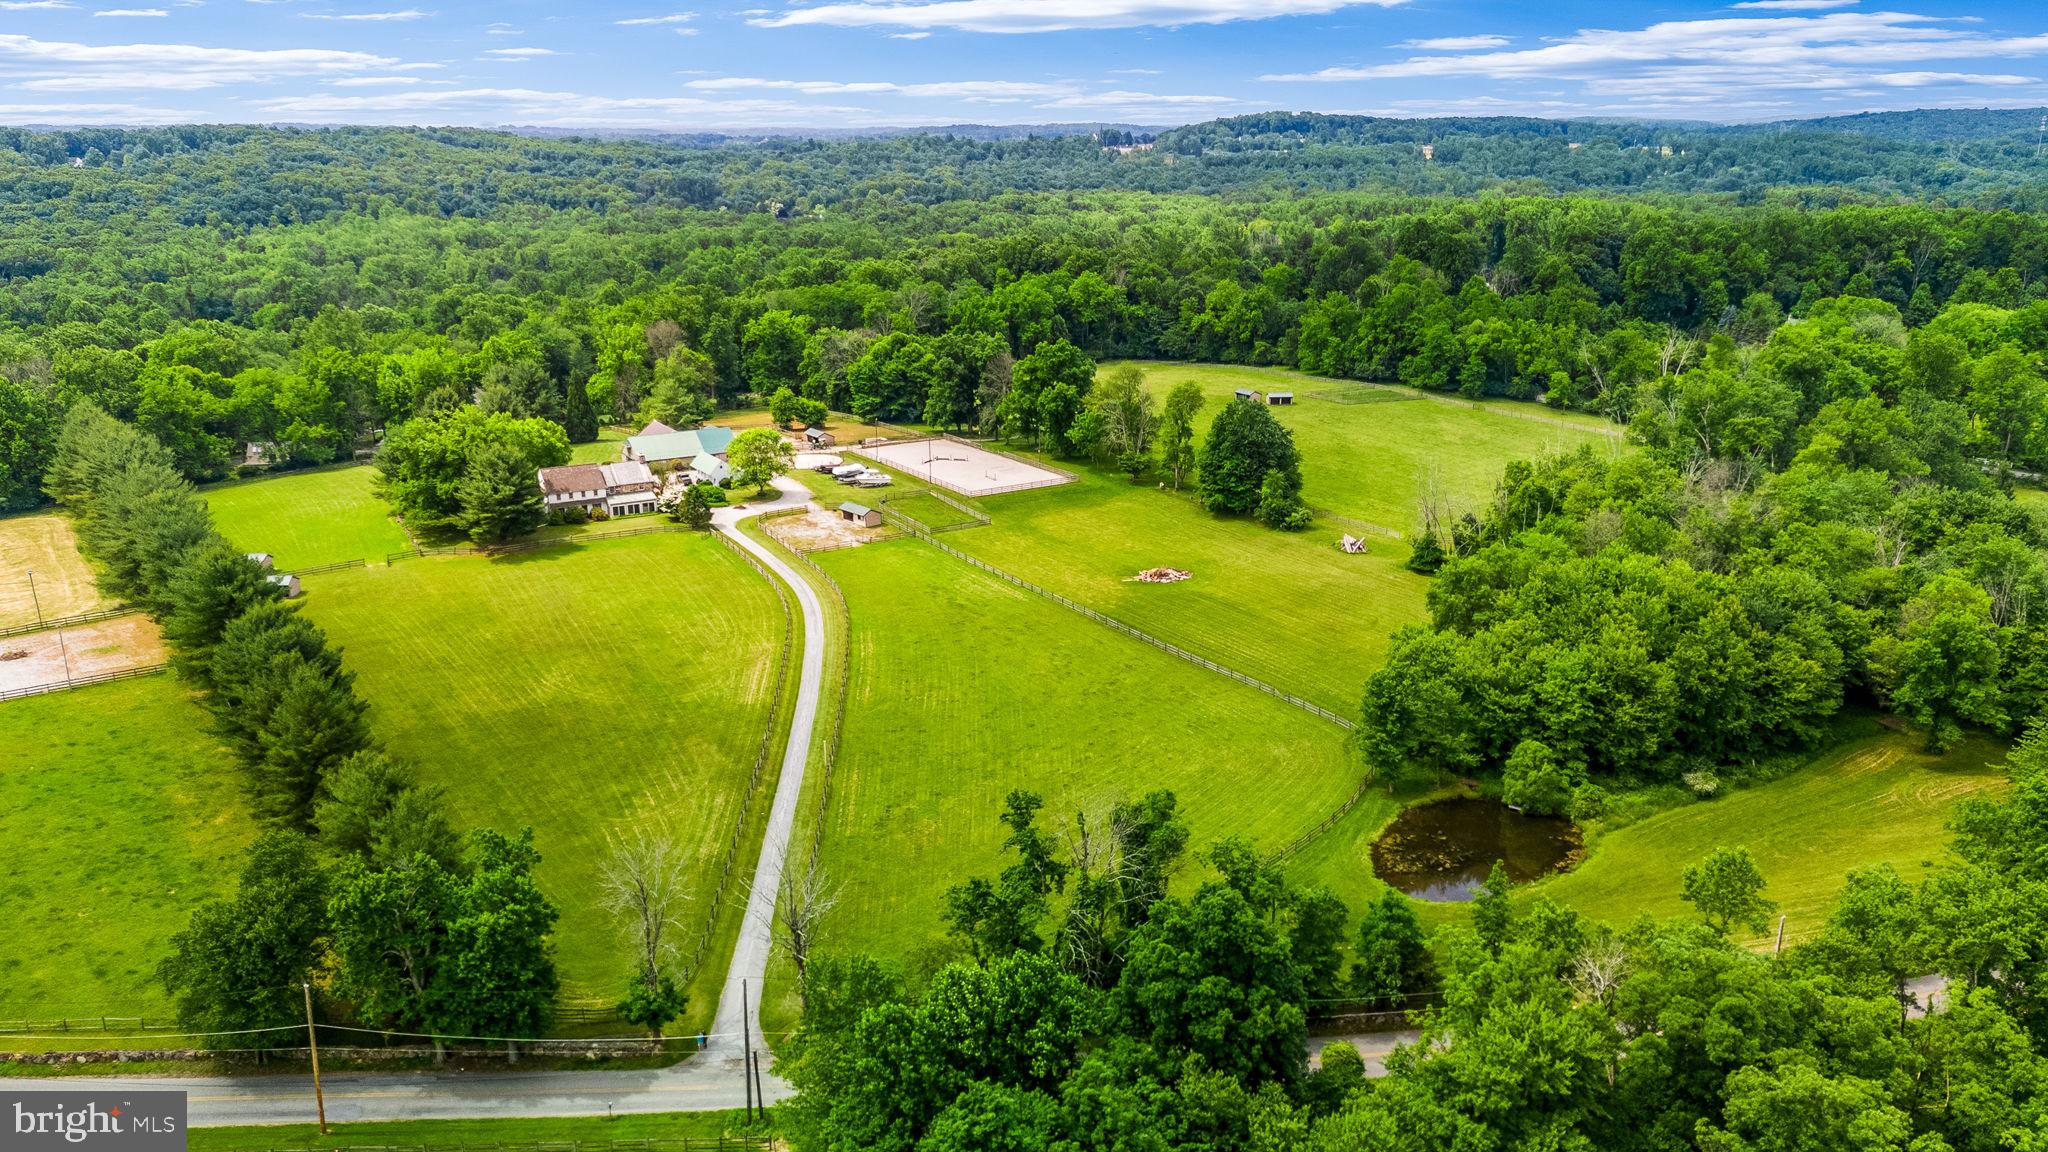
[26,570,71,682]
[1774,915,1786,955]
[741,978,754,1122]
[752,1045,766,1117]
[302,983,328,1134]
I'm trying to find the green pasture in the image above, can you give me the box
[1282,723,2008,949]
[204,465,410,569]
[936,466,1429,713]
[2016,485,2047,513]
[299,533,787,1008]
[0,675,255,1016]
[1112,361,1623,533]
[808,537,1362,970]
[569,426,630,464]
[1531,726,2009,945]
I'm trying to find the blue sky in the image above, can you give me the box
[0,0,2044,128]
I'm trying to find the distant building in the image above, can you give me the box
[1234,388,1259,402]
[267,573,302,599]
[1267,391,1294,406]
[246,552,274,571]
[687,453,731,487]
[839,502,883,528]
[804,427,835,448]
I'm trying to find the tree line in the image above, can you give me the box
[45,409,560,1056]
[780,746,2048,1150]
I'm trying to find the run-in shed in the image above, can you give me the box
[839,502,883,528]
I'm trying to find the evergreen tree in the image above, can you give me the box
[255,654,370,827]
[162,536,283,682]
[456,441,546,544]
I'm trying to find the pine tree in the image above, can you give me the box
[456,441,546,544]
[255,655,370,827]
[163,537,283,683]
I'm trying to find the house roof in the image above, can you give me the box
[690,453,730,476]
[599,460,657,491]
[637,419,678,437]
[842,502,874,517]
[627,425,736,462]
[537,464,606,495]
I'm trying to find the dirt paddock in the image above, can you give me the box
[850,438,1071,498]
[0,614,166,694]
[766,509,893,552]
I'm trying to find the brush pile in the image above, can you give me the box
[1129,567,1192,584]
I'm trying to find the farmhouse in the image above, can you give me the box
[840,502,883,528]
[624,425,736,470]
[536,460,662,518]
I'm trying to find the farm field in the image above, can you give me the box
[569,427,630,464]
[204,465,409,569]
[935,466,1428,712]
[0,614,166,694]
[809,537,1362,968]
[298,533,787,1004]
[1525,726,2009,944]
[1113,361,1623,533]
[0,674,255,1016]
[0,513,109,628]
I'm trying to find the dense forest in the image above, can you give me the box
[5,114,2048,1150]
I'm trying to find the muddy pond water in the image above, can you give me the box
[1370,797,1584,902]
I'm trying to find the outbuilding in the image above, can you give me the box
[246,552,274,571]
[267,573,302,599]
[1234,387,1259,402]
[839,502,884,528]
[1267,391,1294,405]
[804,426,836,448]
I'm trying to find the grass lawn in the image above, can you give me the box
[204,466,410,570]
[0,675,256,1016]
[808,537,1362,973]
[188,1110,765,1148]
[1112,361,1623,534]
[570,426,631,464]
[1522,726,2008,944]
[299,533,787,1011]
[936,465,1429,713]
[2016,485,2047,513]
[0,513,109,628]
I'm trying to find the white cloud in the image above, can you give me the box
[250,85,897,127]
[1264,10,2048,110]
[1731,0,1858,9]
[615,11,693,24]
[889,31,929,38]
[0,99,200,121]
[0,32,396,91]
[686,76,1073,97]
[485,46,557,56]
[1398,34,1508,50]
[94,7,170,14]
[325,74,424,85]
[0,2,78,10]
[303,9,429,20]
[751,0,1403,34]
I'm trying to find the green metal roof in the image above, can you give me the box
[626,424,736,461]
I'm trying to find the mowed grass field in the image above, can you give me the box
[936,466,1428,712]
[809,538,1362,967]
[1532,728,2009,944]
[204,465,409,569]
[0,675,255,1015]
[299,533,786,1001]
[0,513,109,628]
[1281,724,2009,946]
[1113,362,1623,534]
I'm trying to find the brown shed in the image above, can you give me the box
[839,502,883,528]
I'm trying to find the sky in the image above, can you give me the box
[0,0,2045,129]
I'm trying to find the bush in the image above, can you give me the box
[1502,738,1579,816]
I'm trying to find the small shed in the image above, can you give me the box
[1340,534,1367,554]
[1268,391,1294,406]
[246,552,274,571]
[267,572,302,599]
[804,426,836,448]
[839,502,883,528]
[1234,387,1259,402]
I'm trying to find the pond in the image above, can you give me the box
[1370,797,1584,902]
